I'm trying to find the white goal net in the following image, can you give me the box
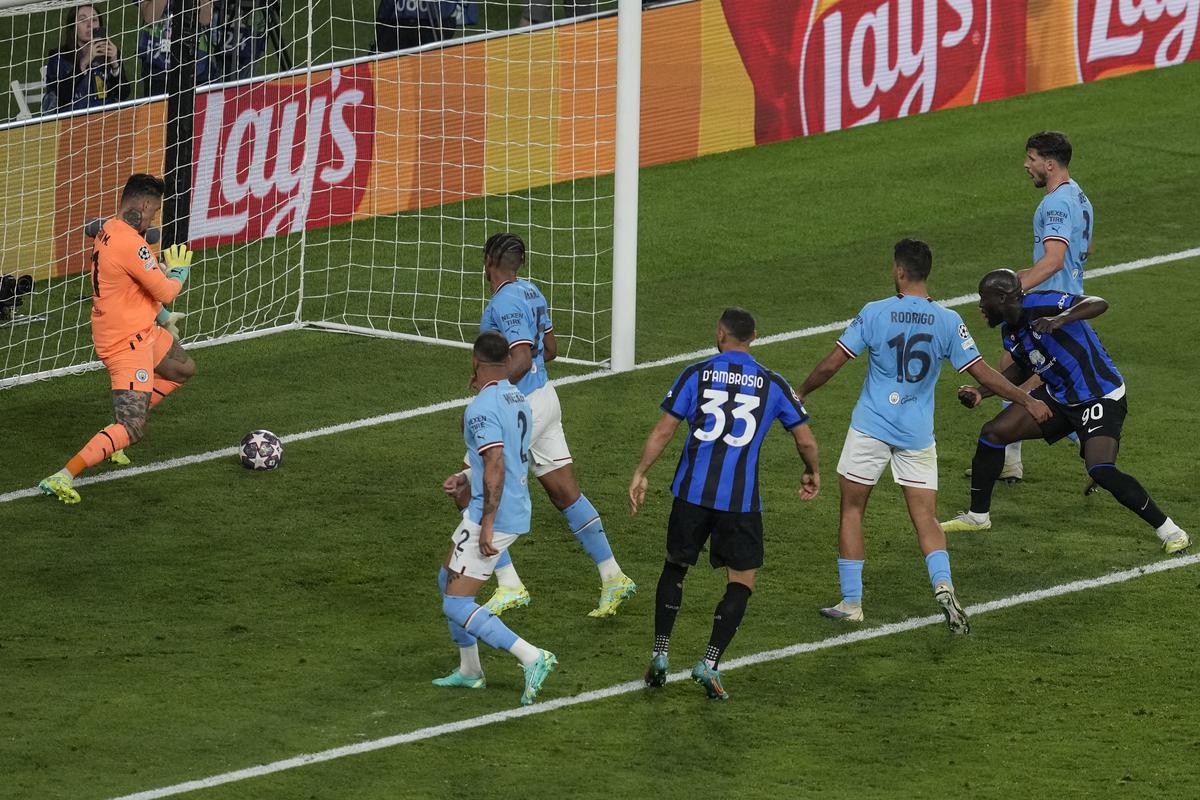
[0,0,626,389]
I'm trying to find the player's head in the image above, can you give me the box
[716,306,756,352]
[119,173,166,234]
[1024,131,1072,188]
[483,232,526,279]
[62,5,102,50]
[892,238,932,289]
[471,330,510,389]
[977,269,1023,327]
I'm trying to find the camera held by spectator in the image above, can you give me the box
[42,4,129,113]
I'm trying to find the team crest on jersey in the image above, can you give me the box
[135,369,149,384]
[888,391,900,406]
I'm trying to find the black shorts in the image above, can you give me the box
[666,497,764,571]
[1033,385,1127,446]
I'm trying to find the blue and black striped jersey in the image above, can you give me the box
[660,350,808,513]
[1002,291,1124,406]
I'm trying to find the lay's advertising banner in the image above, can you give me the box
[2,0,1197,281]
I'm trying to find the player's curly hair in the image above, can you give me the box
[1026,131,1072,167]
[483,232,526,272]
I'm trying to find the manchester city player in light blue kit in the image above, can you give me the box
[798,240,1051,632]
[433,331,556,704]
[993,131,1095,482]
[445,233,635,618]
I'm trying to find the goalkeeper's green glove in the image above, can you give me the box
[163,244,193,285]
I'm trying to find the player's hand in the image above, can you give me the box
[628,473,648,516]
[798,470,820,501]
[478,521,498,557]
[442,472,467,497]
[1024,397,1053,424]
[958,385,983,409]
[163,244,193,283]
[1031,314,1066,334]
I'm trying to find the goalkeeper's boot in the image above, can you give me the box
[1161,527,1191,556]
[483,584,530,616]
[38,472,80,505]
[520,650,557,705]
[690,661,729,701]
[819,599,864,622]
[431,669,486,689]
[644,653,669,688]
[109,449,131,466]
[587,572,637,618]
[934,582,971,635]
[940,511,991,533]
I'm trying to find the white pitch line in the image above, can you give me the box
[110,551,1200,800]
[4,247,1197,506]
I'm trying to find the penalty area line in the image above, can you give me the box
[3,246,1197,506]
[109,552,1200,800]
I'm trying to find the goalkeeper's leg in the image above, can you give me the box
[40,390,148,503]
[110,329,195,466]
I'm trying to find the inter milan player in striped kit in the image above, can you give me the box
[799,240,1051,632]
[942,270,1191,555]
[629,307,820,700]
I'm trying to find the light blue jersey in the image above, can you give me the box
[463,380,533,534]
[480,279,552,397]
[837,295,983,450]
[1032,179,1093,295]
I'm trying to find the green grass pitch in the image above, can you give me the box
[1,62,1199,799]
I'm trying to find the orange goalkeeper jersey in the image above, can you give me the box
[90,218,181,358]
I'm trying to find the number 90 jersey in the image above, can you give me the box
[660,350,809,513]
[837,295,982,451]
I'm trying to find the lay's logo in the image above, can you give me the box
[799,0,991,135]
[1076,0,1200,82]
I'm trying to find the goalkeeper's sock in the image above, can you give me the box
[149,378,182,411]
[65,424,130,477]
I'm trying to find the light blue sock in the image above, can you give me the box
[562,494,614,565]
[925,549,953,590]
[438,568,475,647]
[443,595,519,651]
[837,558,864,603]
[1067,430,1079,443]
[495,549,513,570]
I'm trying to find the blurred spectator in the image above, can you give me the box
[374,1,477,53]
[206,0,267,84]
[42,4,130,113]
[522,1,593,26]
[138,0,213,96]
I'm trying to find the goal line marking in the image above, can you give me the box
[2,246,1196,506]
[109,552,1200,800]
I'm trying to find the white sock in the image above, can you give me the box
[458,644,482,677]
[1155,517,1180,541]
[967,510,990,522]
[1004,441,1022,468]
[494,563,522,589]
[510,637,540,666]
[596,557,621,582]
[57,468,72,479]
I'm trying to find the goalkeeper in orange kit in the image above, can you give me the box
[39,174,197,504]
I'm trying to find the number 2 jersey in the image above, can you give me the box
[836,294,983,451]
[660,350,809,513]
[462,379,533,534]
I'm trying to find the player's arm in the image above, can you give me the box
[478,444,505,556]
[128,243,192,304]
[961,360,1052,422]
[507,342,533,384]
[961,357,1029,402]
[1017,238,1067,290]
[543,327,557,363]
[629,413,681,515]
[790,423,820,501]
[798,345,852,399]
[1031,294,1108,333]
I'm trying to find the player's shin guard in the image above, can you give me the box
[65,423,131,477]
[562,495,616,570]
[704,581,752,669]
[149,378,181,411]
[924,549,953,591]
[1087,464,1169,528]
[443,595,520,652]
[837,558,864,603]
[969,437,1007,514]
[438,568,475,648]
[654,560,688,655]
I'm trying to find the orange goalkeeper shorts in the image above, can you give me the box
[100,325,172,392]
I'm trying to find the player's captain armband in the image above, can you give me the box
[163,244,193,285]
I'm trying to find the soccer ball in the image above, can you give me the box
[240,430,283,471]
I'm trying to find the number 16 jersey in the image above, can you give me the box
[836,294,982,451]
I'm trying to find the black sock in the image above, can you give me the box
[970,438,1007,514]
[1088,465,1168,528]
[704,581,752,668]
[654,560,688,655]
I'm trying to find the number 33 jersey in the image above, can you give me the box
[660,350,809,513]
[837,295,983,451]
